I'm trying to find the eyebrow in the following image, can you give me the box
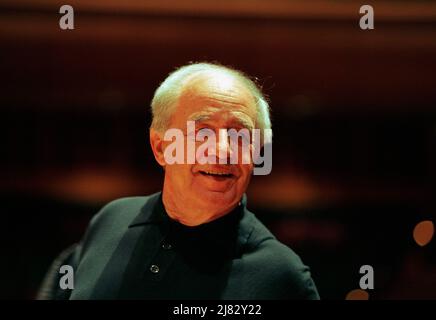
[188,111,214,123]
[230,111,255,130]
[188,111,255,130]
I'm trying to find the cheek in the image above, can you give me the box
[166,164,193,185]
[238,164,253,184]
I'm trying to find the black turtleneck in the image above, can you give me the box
[118,195,245,299]
[62,192,319,300]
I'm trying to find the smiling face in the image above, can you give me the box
[150,72,258,226]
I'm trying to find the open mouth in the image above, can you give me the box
[198,170,234,178]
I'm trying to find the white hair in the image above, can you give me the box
[150,62,272,133]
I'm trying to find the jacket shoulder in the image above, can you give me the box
[77,195,156,262]
[242,213,320,299]
[269,240,319,299]
[91,196,152,225]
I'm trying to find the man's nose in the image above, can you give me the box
[209,130,233,162]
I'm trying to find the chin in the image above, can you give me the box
[195,187,239,209]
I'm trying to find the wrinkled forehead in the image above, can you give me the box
[188,109,255,130]
[176,71,257,123]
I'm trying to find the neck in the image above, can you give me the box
[162,189,239,227]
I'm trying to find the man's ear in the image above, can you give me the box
[150,128,166,167]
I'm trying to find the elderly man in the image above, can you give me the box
[39,62,319,300]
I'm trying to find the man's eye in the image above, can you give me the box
[186,131,196,140]
[240,134,251,144]
[196,128,213,140]
[236,130,252,144]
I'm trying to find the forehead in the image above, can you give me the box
[173,73,257,126]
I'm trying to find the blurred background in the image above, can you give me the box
[1,0,435,299]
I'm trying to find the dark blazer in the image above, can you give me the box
[38,192,319,300]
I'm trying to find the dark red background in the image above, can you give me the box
[1,0,435,299]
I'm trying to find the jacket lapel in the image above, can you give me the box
[89,193,161,299]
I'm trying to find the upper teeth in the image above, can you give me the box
[204,171,230,175]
